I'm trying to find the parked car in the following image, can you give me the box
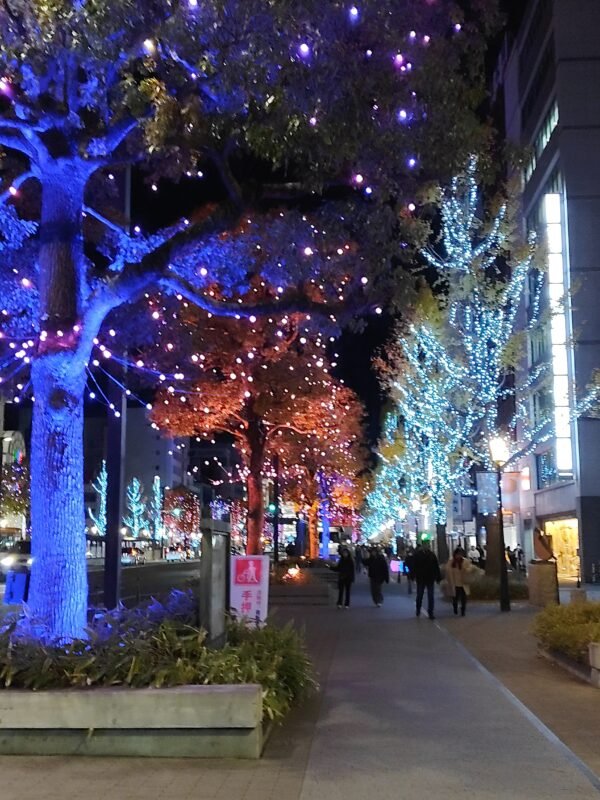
[121,547,146,566]
[165,547,186,562]
[0,540,32,578]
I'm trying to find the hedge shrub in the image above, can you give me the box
[533,601,600,664]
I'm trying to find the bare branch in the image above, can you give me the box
[82,204,125,235]
[87,117,140,159]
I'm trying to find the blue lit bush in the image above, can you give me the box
[0,591,315,721]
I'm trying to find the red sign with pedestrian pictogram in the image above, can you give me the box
[231,556,269,625]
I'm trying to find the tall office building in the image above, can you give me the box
[496,0,600,579]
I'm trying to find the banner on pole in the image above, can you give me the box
[230,556,270,625]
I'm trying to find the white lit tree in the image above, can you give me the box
[122,478,148,539]
[88,460,108,537]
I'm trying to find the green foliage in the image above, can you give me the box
[468,574,529,601]
[533,602,600,664]
[0,616,315,721]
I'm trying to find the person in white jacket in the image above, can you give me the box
[446,547,474,617]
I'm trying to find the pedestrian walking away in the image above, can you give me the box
[445,547,475,616]
[411,542,441,619]
[367,547,389,606]
[332,547,355,608]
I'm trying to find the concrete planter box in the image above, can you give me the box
[538,647,600,689]
[589,642,600,670]
[0,684,265,758]
[269,582,331,606]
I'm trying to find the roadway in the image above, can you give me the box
[87,559,202,606]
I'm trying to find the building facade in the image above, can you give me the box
[498,0,600,579]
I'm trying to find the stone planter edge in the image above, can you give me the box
[0,683,266,758]
[537,647,600,689]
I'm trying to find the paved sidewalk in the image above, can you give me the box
[442,598,600,778]
[1,579,600,799]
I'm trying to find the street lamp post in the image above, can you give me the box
[489,436,511,612]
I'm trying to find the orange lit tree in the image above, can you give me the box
[277,386,365,558]
[149,293,358,554]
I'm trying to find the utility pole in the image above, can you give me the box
[104,371,127,609]
[272,454,280,563]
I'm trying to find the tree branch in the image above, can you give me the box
[87,116,140,160]
[0,170,37,203]
[266,423,313,440]
[0,128,37,160]
[83,204,125,234]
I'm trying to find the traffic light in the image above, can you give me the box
[268,502,277,515]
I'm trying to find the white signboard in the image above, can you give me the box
[230,555,270,625]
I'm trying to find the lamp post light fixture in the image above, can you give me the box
[489,436,511,612]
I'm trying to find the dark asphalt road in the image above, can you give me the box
[87,560,201,607]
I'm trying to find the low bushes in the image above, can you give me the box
[533,601,600,664]
[468,574,529,601]
[0,592,316,721]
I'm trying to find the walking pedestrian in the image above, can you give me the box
[412,542,441,619]
[446,547,474,616]
[333,547,355,608]
[367,547,389,606]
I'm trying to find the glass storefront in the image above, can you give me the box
[544,518,580,579]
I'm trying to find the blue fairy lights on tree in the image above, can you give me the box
[0,2,497,639]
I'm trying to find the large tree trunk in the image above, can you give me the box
[27,171,89,639]
[436,523,449,565]
[245,421,266,555]
[28,355,88,640]
[246,468,264,556]
[307,501,319,559]
[38,171,84,329]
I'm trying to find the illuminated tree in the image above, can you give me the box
[149,475,163,540]
[366,324,472,557]
[277,386,365,559]
[88,460,108,537]
[0,2,496,637]
[368,161,549,564]
[0,459,30,521]
[150,300,362,554]
[163,487,200,540]
[122,477,148,538]
[420,158,545,463]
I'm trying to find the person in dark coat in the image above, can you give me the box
[367,548,390,606]
[333,547,355,608]
[411,543,441,619]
